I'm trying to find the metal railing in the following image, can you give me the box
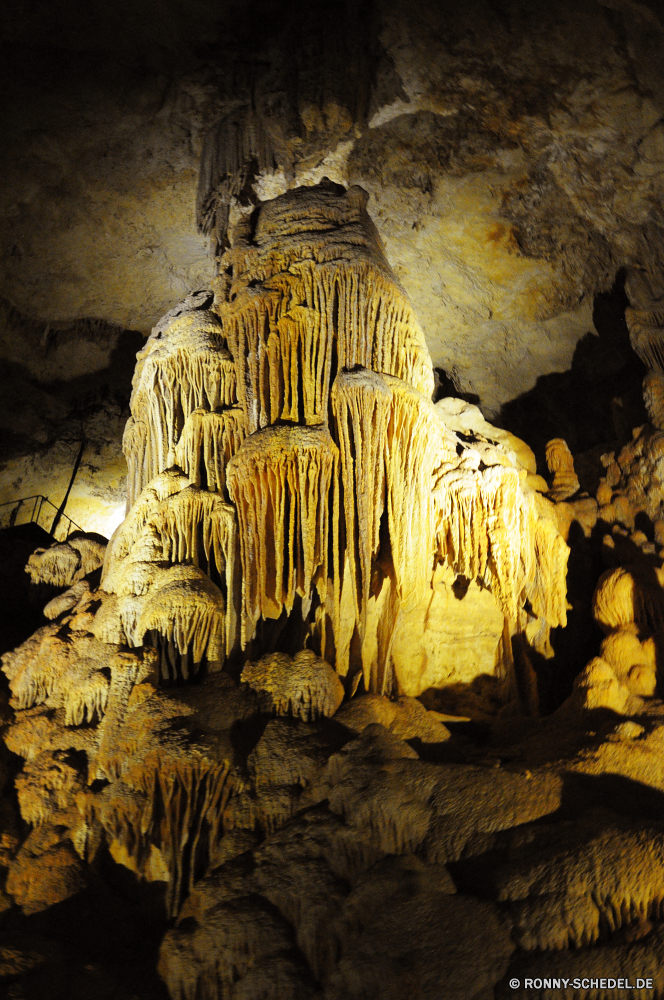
[0,495,82,542]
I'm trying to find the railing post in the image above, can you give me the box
[50,440,86,538]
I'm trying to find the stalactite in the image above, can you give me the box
[2,629,113,726]
[196,105,278,248]
[83,652,238,915]
[126,311,237,508]
[89,757,233,917]
[433,463,527,625]
[226,425,338,644]
[123,416,149,513]
[381,376,446,615]
[223,261,433,434]
[433,451,568,632]
[625,305,664,372]
[643,371,664,429]
[220,183,433,435]
[1,180,581,954]
[525,493,570,632]
[25,536,106,588]
[146,486,236,583]
[624,267,664,373]
[25,544,80,587]
[331,369,444,632]
[330,369,390,631]
[102,468,191,590]
[105,478,230,581]
[106,484,239,660]
[137,566,226,675]
[497,823,664,952]
[173,406,246,500]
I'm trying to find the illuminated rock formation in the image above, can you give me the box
[226,425,338,644]
[217,183,568,699]
[0,180,576,990]
[545,438,580,503]
[124,307,237,509]
[643,371,664,431]
[241,650,344,721]
[25,534,106,588]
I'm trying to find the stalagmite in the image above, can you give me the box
[0,179,581,981]
[545,438,580,502]
[592,566,663,633]
[227,425,338,642]
[125,309,237,508]
[571,656,635,714]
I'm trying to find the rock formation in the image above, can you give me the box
[0,179,575,990]
[6,4,664,993]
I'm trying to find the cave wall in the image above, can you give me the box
[1,2,664,374]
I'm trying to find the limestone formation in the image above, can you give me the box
[643,370,664,431]
[241,651,344,722]
[493,819,664,951]
[10,5,664,995]
[226,425,338,643]
[625,268,664,373]
[7,178,657,1000]
[124,308,238,509]
[545,438,580,503]
[25,534,106,588]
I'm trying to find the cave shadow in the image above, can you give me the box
[498,272,647,481]
[532,519,605,713]
[0,523,61,665]
[450,767,664,899]
[433,367,481,405]
[556,768,664,824]
[32,327,145,414]
[533,516,664,713]
[0,327,143,470]
[0,846,170,999]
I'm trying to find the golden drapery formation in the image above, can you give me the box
[110,179,569,697]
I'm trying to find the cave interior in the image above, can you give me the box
[3,2,664,998]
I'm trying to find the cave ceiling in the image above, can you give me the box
[2,0,664,417]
